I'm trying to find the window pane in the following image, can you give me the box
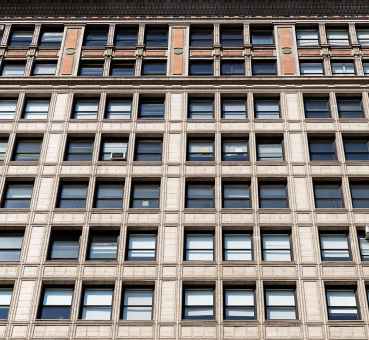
[252,61,277,75]
[105,98,131,119]
[221,98,247,119]
[79,62,104,77]
[131,183,160,208]
[115,26,138,47]
[304,97,330,118]
[73,98,99,119]
[135,139,162,161]
[0,99,17,119]
[224,233,252,261]
[50,232,80,260]
[0,233,23,261]
[142,60,166,75]
[221,61,244,75]
[189,61,213,76]
[2,62,25,76]
[314,183,343,208]
[138,98,164,119]
[223,183,250,208]
[58,183,88,208]
[186,233,213,261]
[327,29,350,46]
[32,62,57,76]
[259,183,288,209]
[40,31,63,48]
[309,138,337,161]
[9,29,33,47]
[145,27,168,48]
[220,27,243,47]
[320,234,350,260]
[127,234,156,260]
[300,62,323,75]
[122,289,153,320]
[188,98,213,119]
[23,99,49,119]
[88,233,118,260]
[186,183,214,208]
[262,234,291,261]
[3,183,33,208]
[332,62,355,75]
[357,28,369,46]
[251,29,274,45]
[43,288,73,306]
[83,27,108,47]
[65,139,93,161]
[111,62,135,77]
[190,27,213,48]
[326,289,358,320]
[13,139,42,161]
[255,99,280,119]
[257,140,283,160]
[296,29,319,47]
[265,289,296,320]
[337,97,363,118]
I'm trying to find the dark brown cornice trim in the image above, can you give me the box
[0,0,368,18]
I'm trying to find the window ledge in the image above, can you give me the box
[0,208,30,212]
[305,118,334,123]
[183,261,216,266]
[222,261,256,266]
[184,208,217,213]
[132,161,162,166]
[222,320,259,325]
[44,260,79,264]
[62,161,92,165]
[90,208,123,212]
[34,319,73,323]
[84,260,118,264]
[327,320,364,325]
[260,261,296,266]
[221,208,253,213]
[123,261,158,266]
[54,208,87,212]
[339,118,368,122]
[220,119,249,123]
[345,161,369,165]
[221,161,251,165]
[186,161,216,166]
[321,261,355,266]
[309,161,341,165]
[258,208,291,213]
[76,320,113,325]
[180,320,217,325]
[128,208,160,213]
[264,320,300,326]
[254,118,283,123]
[97,161,128,165]
[256,160,285,165]
[118,320,154,325]
[314,208,348,213]
[8,161,39,165]
[187,119,215,123]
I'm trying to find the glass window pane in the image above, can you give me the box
[0,99,17,119]
[43,288,73,306]
[23,99,49,119]
[2,63,25,76]
[33,62,57,76]
[89,233,118,259]
[105,99,131,119]
[0,288,12,305]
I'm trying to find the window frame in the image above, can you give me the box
[93,181,124,209]
[303,96,331,119]
[130,181,161,209]
[71,97,99,120]
[134,138,163,162]
[22,98,50,120]
[223,287,256,320]
[12,137,42,161]
[220,25,244,48]
[1,181,34,209]
[38,286,74,320]
[56,181,89,209]
[189,60,214,76]
[264,287,297,320]
[336,96,364,118]
[313,181,344,209]
[138,96,165,120]
[296,27,320,47]
[78,60,105,77]
[254,97,280,119]
[0,231,23,262]
[184,231,214,262]
[114,25,138,48]
[182,286,215,320]
[121,287,154,320]
[0,286,13,320]
[190,26,214,48]
[64,137,94,161]
[222,138,249,161]
[185,181,215,209]
[222,231,253,261]
[125,231,157,261]
[104,97,132,119]
[80,286,114,320]
[222,181,251,209]
[144,26,168,49]
[47,229,81,261]
[187,96,214,120]
[187,138,214,162]
[258,181,289,209]
[261,232,293,262]
[319,232,352,262]
[308,136,337,161]
[256,137,284,161]
[83,26,109,48]
[325,286,360,321]
[252,60,277,76]
[299,60,324,76]
[86,230,119,261]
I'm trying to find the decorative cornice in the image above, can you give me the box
[0,0,368,18]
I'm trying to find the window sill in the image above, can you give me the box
[54,208,87,212]
[254,118,283,123]
[128,208,160,213]
[123,261,158,266]
[97,161,127,165]
[345,160,369,165]
[90,208,123,212]
[183,261,216,266]
[222,320,258,325]
[264,320,300,326]
[133,161,162,166]
[221,208,253,213]
[8,161,40,165]
[34,319,73,323]
[220,119,249,123]
[84,260,118,264]
[305,118,334,122]
[321,261,354,266]
[184,208,217,213]
[221,161,251,165]
[309,161,341,165]
[222,261,256,265]
[187,118,215,123]
[62,161,92,165]
[339,118,368,122]
[45,260,79,264]
[186,161,216,166]
[252,45,275,49]
[314,208,348,213]
[258,208,291,213]
[118,320,154,325]
[256,160,285,165]
[260,261,296,265]
[180,319,217,325]
[327,320,364,325]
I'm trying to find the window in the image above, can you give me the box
[0,138,7,161]
[83,26,108,47]
[72,97,99,119]
[8,27,33,47]
[115,26,138,47]
[110,61,135,76]
[296,28,320,47]
[327,28,350,46]
[183,287,214,320]
[134,138,162,161]
[94,181,124,209]
[0,287,12,319]
[223,232,252,261]
[262,233,292,261]
[48,230,80,260]
[130,181,160,209]
[138,97,165,119]
[87,231,118,260]
[105,98,132,119]
[57,181,88,209]
[126,233,156,261]
[188,97,213,119]
[320,233,350,261]
[12,137,42,161]
[357,28,369,46]
[337,96,363,118]
[22,98,49,119]
[222,182,251,208]
[314,181,343,208]
[186,182,214,208]
[190,26,213,48]
[32,61,57,76]
[350,181,369,208]
[221,97,247,119]
[39,28,63,48]
[308,136,337,161]
[251,27,274,46]
[81,287,113,320]
[185,232,214,261]
[141,60,167,76]
[304,96,330,118]
[187,138,214,161]
[0,98,17,119]
[252,60,277,75]
[256,137,284,161]
[38,287,73,319]
[189,60,213,76]
[220,26,243,48]
[224,288,255,320]
[222,139,248,161]
[64,137,93,161]
[79,61,104,77]
[122,288,153,320]
[144,26,168,48]
[254,98,280,119]
[100,138,128,161]
[258,181,288,209]
[326,288,359,320]
[0,232,23,261]
[1,62,26,76]
[265,288,297,320]
[221,60,244,75]
[299,61,324,75]
[363,61,369,75]
[358,232,369,261]
[331,61,355,75]
[1,182,33,208]
[343,137,369,160]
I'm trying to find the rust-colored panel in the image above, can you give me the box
[253,50,275,57]
[81,50,105,58]
[277,26,297,76]
[36,50,59,58]
[222,50,243,57]
[114,50,136,57]
[330,49,353,57]
[60,27,83,76]
[170,28,185,76]
[5,50,28,58]
[190,50,212,57]
[144,50,167,57]
[298,49,321,57]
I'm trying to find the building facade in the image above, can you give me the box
[0,0,369,339]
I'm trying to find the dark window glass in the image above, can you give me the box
[254,98,280,119]
[144,26,168,48]
[39,29,63,48]
[94,182,124,209]
[320,233,351,261]
[222,139,248,161]
[57,182,88,209]
[299,61,324,75]
[38,287,73,320]
[64,138,94,161]
[9,28,33,47]
[0,138,8,161]
[87,231,118,260]
[134,138,162,161]
[343,137,369,161]
[0,98,17,119]
[331,61,355,75]
[32,61,57,76]
[189,60,213,76]
[138,97,165,119]
[223,233,252,261]
[251,28,274,46]
[121,288,153,320]
[363,62,369,75]
[72,98,99,119]
[12,138,42,161]
[262,233,292,261]
[1,62,26,76]
[105,98,131,119]
[313,182,343,208]
[100,138,128,161]
[221,60,244,75]
[141,60,167,75]
[110,61,135,76]
[258,182,288,209]
[1,182,33,208]
[183,287,214,320]
[252,61,277,75]
[265,288,297,320]
[327,28,350,46]
[79,61,104,77]
[304,97,330,118]
[190,26,213,48]
[296,28,320,47]
[337,97,363,118]
[186,182,214,208]
[224,288,255,320]
[326,288,359,320]
[187,138,214,161]
[188,97,213,119]
[185,232,214,261]
[80,287,113,320]
[308,137,337,161]
[222,182,251,209]
[357,28,369,46]
[115,26,138,47]
[83,26,108,47]
[48,230,80,260]
[0,232,23,261]
[220,26,243,48]
[22,98,49,119]
[126,233,156,261]
[256,137,284,161]
[358,232,369,261]
[221,97,247,119]
[130,182,160,209]
[350,182,369,208]
[0,287,12,319]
